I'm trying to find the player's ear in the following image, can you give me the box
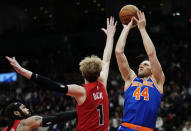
[14,111,20,116]
[81,72,85,77]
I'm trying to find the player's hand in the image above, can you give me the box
[6,56,23,74]
[123,17,137,29]
[101,16,117,38]
[133,11,146,30]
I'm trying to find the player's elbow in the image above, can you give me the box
[115,49,123,56]
[147,51,156,58]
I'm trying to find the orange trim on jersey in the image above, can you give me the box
[150,77,160,90]
[124,75,137,91]
[121,122,153,131]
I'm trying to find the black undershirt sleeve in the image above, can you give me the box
[42,110,77,127]
[31,73,68,94]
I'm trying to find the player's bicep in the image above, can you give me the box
[25,116,42,129]
[149,55,165,85]
[67,84,86,97]
[115,53,133,81]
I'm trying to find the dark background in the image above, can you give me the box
[0,0,191,130]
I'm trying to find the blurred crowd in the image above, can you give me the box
[0,37,191,131]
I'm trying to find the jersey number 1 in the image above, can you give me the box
[97,104,104,125]
[133,87,149,101]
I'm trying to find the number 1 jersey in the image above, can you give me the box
[76,81,109,131]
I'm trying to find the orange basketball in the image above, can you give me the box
[119,5,139,25]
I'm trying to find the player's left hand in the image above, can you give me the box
[6,56,23,74]
[133,11,146,30]
[101,16,117,37]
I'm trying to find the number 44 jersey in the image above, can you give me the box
[76,81,109,131]
[122,77,162,130]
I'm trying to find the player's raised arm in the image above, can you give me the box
[99,16,117,87]
[6,56,32,79]
[115,19,136,82]
[6,56,86,100]
[134,11,165,87]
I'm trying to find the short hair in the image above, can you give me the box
[79,55,102,82]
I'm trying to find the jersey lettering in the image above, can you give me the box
[93,92,103,100]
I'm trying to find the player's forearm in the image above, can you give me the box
[102,36,114,62]
[115,27,130,53]
[42,111,77,127]
[31,73,68,94]
[139,28,156,57]
[19,67,33,79]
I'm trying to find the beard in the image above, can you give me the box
[26,111,32,117]
[138,71,151,78]
[20,111,32,119]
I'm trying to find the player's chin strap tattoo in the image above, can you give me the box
[42,110,77,127]
[31,73,68,94]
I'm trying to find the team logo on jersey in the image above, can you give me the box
[131,81,153,88]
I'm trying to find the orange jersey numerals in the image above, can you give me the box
[133,87,149,101]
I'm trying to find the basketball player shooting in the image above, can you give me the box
[6,16,117,131]
[115,11,165,131]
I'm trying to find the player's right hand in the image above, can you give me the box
[101,16,117,38]
[123,17,136,29]
[133,11,146,30]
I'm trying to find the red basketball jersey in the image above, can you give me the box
[2,120,21,131]
[76,81,109,131]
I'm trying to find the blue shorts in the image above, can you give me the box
[117,125,137,131]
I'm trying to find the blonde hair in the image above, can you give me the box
[79,55,102,82]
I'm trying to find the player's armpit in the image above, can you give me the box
[149,55,165,86]
[124,69,137,91]
[126,69,136,81]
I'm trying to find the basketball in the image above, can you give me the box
[119,5,139,25]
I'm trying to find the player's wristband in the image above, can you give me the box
[31,73,68,94]
[42,110,77,127]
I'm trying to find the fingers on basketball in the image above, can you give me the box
[119,5,139,25]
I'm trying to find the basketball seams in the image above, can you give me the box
[120,8,137,16]
[119,5,138,25]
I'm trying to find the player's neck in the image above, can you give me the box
[84,79,98,84]
[141,76,150,81]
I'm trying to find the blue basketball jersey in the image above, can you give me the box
[122,76,162,129]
